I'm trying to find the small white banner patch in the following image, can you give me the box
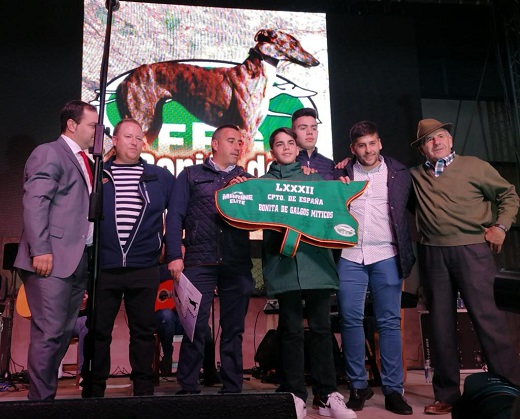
[334,224,356,237]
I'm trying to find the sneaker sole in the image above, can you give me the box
[318,406,357,419]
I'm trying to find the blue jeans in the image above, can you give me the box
[155,309,184,358]
[337,256,404,396]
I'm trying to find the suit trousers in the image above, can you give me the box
[22,250,88,400]
[176,264,253,393]
[418,243,520,404]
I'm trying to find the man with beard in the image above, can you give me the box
[335,121,415,415]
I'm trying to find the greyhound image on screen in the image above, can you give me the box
[115,28,319,153]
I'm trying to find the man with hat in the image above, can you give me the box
[410,118,520,415]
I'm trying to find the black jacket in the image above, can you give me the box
[100,156,176,269]
[296,148,334,180]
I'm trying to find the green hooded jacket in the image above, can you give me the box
[261,161,339,297]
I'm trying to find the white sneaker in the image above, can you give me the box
[318,392,357,419]
[292,393,307,419]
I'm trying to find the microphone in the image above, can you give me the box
[105,0,120,12]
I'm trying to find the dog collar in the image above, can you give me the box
[249,48,279,67]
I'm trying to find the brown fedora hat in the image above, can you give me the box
[411,118,453,147]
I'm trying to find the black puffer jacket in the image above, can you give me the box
[296,148,335,180]
[336,155,415,278]
[168,158,253,268]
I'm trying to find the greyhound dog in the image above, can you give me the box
[115,29,320,153]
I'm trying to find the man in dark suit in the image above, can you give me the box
[14,100,98,400]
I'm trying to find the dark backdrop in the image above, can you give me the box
[0,0,504,237]
[327,14,422,167]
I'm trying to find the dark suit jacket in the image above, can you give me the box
[15,136,91,278]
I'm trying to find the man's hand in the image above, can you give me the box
[227,176,249,186]
[32,253,53,277]
[338,176,351,184]
[334,157,351,170]
[484,226,506,254]
[168,259,184,282]
[302,166,317,175]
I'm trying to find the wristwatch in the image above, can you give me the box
[494,223,508,233]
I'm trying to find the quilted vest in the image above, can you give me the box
[183,161,253,268]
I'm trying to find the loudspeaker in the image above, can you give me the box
[2,243,19,271]
[420,309,486,372]
[254,328,279,373]
[494,268,520,314]
[0,393,296,418]
[254,328,345,383]
[0,316,13,377]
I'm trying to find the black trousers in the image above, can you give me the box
[276,289,337,402]
[418,243,520,404]
[83,266,159,397]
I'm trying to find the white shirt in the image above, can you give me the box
[341,157,397,265]
[62,135,93,245]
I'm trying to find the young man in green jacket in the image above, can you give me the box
[262,127,356,419]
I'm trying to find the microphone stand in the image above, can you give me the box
[82,0,119,398]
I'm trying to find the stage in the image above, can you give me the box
[0,368,462,419]
[1,294,469,418]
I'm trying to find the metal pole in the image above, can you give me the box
[82,0,119,398]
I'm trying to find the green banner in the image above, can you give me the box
[216,179,367,257]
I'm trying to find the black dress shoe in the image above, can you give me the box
[346,385,374,411]
[159,356,172,376]
[217,388,241,394]
[202,369,221,386]
[385,391,413,415]
[176,389,201,395]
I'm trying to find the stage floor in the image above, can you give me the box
[0,369,469,419]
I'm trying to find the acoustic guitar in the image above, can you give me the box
[16,286,88,320]
[16,283,31,319]
[155,279,175,312]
